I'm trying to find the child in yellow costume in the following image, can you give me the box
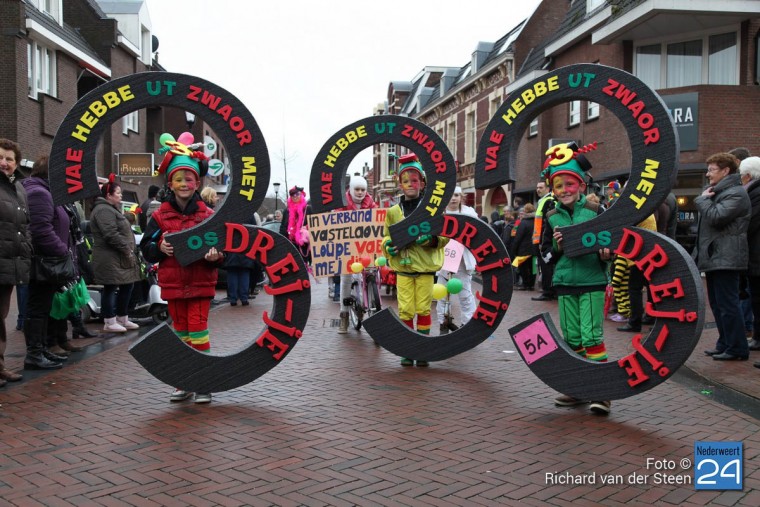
[382,154,448,367]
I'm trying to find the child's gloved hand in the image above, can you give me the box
[416,234,433,246]
[384,240,399,256]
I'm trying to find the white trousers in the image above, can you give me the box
[435,265,475,326]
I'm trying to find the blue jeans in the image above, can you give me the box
[102,283,135,318]
[706,271,749,357]
[226,268,250,304]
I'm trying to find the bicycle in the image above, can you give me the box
[343,265,382,332]
[438,292,459,334]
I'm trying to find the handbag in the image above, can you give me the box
[32,252,76,286]
[50,278,90,320]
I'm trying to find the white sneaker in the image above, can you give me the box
[116,316,139,330]
[170,388,193,402]
[608,313,629,323]
[103,317,127,333]
[194,393,212,404]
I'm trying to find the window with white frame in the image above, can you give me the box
[708,32,738,85]
[587,101,599,120]
[123,111,139,134]
[27,41,56,99]
[141,26,152,64]
[586,0,605,14]
[528,117,538,137]
[635,44,661,89]
[667,39,702,87]
[34,0,62,24]
[466,110,477,161]
[447,121,457,156]
[635,30,738,89]
[568,100,581,127]
[489,95,502,119]
[386,143,397,179]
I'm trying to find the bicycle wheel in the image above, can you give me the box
[366,276,381,317]
[348,280,364,330]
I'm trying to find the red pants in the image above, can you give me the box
[168,298,211,352]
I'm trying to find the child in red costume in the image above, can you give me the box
[140,132,224,404]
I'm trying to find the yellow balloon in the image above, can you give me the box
[351,262,364,273]
[432,283,448,300]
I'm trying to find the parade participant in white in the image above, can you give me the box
[436,187,478,333]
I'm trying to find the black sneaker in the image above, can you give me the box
[589,400,611,415]
[554,394,589,407]
[170,389,193,402]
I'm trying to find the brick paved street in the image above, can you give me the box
[0,277,758,506]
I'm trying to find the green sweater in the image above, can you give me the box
[542,195,608,292]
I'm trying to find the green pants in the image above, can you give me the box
[558,291,605,352]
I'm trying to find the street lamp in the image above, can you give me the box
[273,182,281,211]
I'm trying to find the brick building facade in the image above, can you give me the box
[378,0,760,249]
[0,0,202,210]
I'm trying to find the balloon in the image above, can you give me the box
[159,133,175,147]
[177,131,194,145]
[351,262,364,273]
[375,256,387,267]
[447,278,463,295]
[360,256,371,268]
[432,283,448,300]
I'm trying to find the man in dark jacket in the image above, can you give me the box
[532,180,556,301]
[0,139,31,384]
[697,153,751,361]
[138,184,160,232]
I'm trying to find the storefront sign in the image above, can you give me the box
[117,153,154,177]
[663,92,698,152]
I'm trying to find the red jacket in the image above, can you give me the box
[142,195,218,300]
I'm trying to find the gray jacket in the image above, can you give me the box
[693,173,751,272]
[90,197,141,285]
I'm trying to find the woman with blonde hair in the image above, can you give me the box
[200,187,219,209]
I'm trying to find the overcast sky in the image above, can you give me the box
[147,0,541,197]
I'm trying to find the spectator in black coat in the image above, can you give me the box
[739,157,760,355]
[511,204,536,290]
[0,139,31,384]
[138,185,160,232]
